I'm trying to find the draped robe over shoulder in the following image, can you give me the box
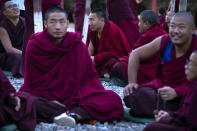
[124,34,197,118]
[0,69,36,130]
[111,23,166,83]
[22,0,61,75]
[20,30,124,121]
[143,34,197,97]
[87,20,131,76]
[134,23,167,84]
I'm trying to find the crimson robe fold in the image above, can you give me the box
[134,23,167,84]
[22,0,61,75]
[0,69,36,130]
[124,34,197,117]
[73,0,86,33]
[143,34,197,97]
[87,20,131,76]
[20,29,124,121]
[106,0,140,46]
[144,80,197,131]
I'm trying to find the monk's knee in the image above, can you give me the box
[110,62,128,82]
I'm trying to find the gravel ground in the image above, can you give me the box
[4,71,147,131]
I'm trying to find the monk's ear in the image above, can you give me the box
[44,20,47,28]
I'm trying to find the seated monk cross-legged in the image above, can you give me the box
[19,6,124,127]
[87,8,131,78]
[0,69,36,130]
[144,51,197,131]
[123,12,197,118]
[0,0,24,77]
[110,10,167,83]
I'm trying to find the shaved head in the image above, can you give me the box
[172,12,195,28]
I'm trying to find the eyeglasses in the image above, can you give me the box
[6,4,18,9]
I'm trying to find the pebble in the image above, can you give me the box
[4,71,146,131]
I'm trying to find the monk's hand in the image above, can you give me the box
[91,56,95,64]
[136,0,143,4]
[8,93,21,111]
[158,86,178,101]
[155,110,169,122]
[123,83,139,97]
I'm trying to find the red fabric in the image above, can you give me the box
[0,69,36,130]
[106,0,140,46]
[20,30,124,121]
[87,20,131,76]
[158,15,166,25]
[129,0,138,19]
[0,0,6,23]
[73,0,85,33]
[161,22,169,33]
[143,34,197,97]
[133,23,167,84]
[144,80,197,131]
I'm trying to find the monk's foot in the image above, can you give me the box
[54,113,76,127]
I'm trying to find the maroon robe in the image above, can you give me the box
[0,17,24,77]
[87,20,131,77]
[111,23,166,83]
[19,29,124,122]
[129,0,138,19]
[158,15,166,25]
[0,0,6,23]
[124,34,197,117]
[22,0,61,75]
[74,0,85,33]
[106,0,140,47]
[161,22,169,33]
[0,69,36,130]
[144,80,197,131]
[134,23,167,84]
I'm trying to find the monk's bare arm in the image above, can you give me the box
[128,36,162,84]
[0,27,22,54]
[88,40,94,56]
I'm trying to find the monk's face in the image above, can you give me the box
[169,16,194,45]
[88,13,105,32]
[3,1,20,18]
[185,53,197,80]
[138,16,149,33]
[45,12,69,40]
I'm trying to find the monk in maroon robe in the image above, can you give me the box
[0,69,36,130]
[161,11,175,33]
[144,51,197,131]
[106,0,140,47]
[0,1,24,77]
[0,0,6,23]
[22,0,61,75]
[123,12,197,118]
[87,9,131,78]
[110,10,167,83]
[73,0,86,33]
[19,7,123,127]
[133,10,167,84]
